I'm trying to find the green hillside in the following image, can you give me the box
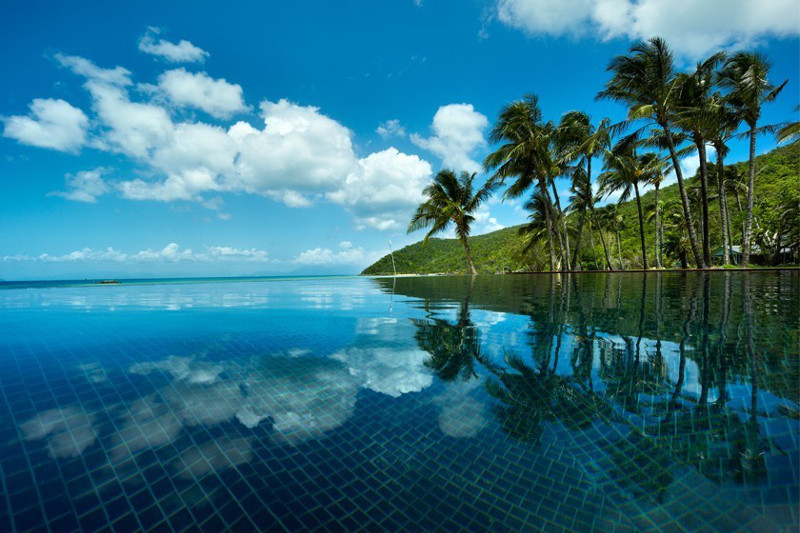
[362,143,799,275]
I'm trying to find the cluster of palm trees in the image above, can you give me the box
[409,37,789,273]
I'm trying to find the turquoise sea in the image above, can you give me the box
[0,272,797,531]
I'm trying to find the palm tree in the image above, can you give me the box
[776,107,799,145]
[592,206,614,271]
[717,52,787,266]
[598,37,706,268]
[642,152,670,268]
[484,95,564,270]
[702,94,741,265]
[674,52,726,266]
[408,169,495,276]
[598,140,651,269]
[557,111,612,269]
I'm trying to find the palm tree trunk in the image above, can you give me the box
[696,138,712,266]
[550,181,570,270]
[633,182,648,269]
[592,211,613,270]
[741,126,757,266]
[715,146,731,265]
[663,125,705,267]
[588,226,598,267]
[571,212,585,271]
[654,184,661,268]
[537,181,557,270]
[615,222,623,269]
[461,236,477,276]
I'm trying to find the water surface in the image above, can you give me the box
[0,272,797,531]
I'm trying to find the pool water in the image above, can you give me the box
[0,272,797,532]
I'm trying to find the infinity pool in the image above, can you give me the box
[0,272,797,532]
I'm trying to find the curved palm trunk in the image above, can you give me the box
[653,184,661,268]
[570,158,592,271]
[715,146,731,265]
[539,179,557,270]
[663,125,706,267]
[741,126,757,267]
[571,212,585,271]
[539,178,564,271]
[696,137,712,266]
[550,181,570,270]
[615,220,623,269]
[633,183,648,269]
[461,235,477,276]
[592,211,613,270]
[588,226,598,267]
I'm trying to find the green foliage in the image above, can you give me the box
[362,143,799,275]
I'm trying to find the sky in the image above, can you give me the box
[1,0,798,280]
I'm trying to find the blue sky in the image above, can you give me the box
[1,0,798,279]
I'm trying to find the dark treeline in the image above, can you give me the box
[407,37,797,273]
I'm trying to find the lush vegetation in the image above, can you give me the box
[380,37,797,275]
[363,143,799,275]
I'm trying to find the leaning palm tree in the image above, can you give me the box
[701,94,741,265]
[408,169,495,276]
[598,37,705,268]
[717,52,787,266]
[674,52,726,266]
[641,152,670,268]
[598,141,651,269]
[557,111,612,269]
[484,94,564,269]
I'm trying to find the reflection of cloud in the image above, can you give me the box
[333,346,432,398]
[20,407,98,458]
[109,353,359,460]
[434,383,489,438]
[110,394,185,462]
[239,356,359,444]
[130,356,224,384]
[332,318,432,397]
[78,362,108,383]
[173,437,254,479]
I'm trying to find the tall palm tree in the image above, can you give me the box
[566,167,592,268]
[674,52,726,266]
[702,94,741,265]
[484,95,564,269]
[717,52,787,266]
[641,152,670,268]
[408,169,495,276]
[598,37,706,268]
[557,111,612,269]
[598,141,651,269]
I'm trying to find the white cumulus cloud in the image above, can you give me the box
[294,241,372,265]
[2,98,88,152]
[411,103,489,173]
[328,148,432,230]
[50,168,110,202]
[13,51,436,231]
[153,68,247,119]
[376,118,406,138]
[138,28,209,63]
[495,0,800,59]
[2,243,271,263]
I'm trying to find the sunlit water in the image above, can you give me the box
[0,272,797,532]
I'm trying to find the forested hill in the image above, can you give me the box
[361,143,799,275]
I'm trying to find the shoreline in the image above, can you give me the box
[364,266,800,277]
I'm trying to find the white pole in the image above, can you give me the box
[388,240,397,277]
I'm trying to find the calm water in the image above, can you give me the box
[0,272,797,532]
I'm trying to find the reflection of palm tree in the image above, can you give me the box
[415,277,486,382]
